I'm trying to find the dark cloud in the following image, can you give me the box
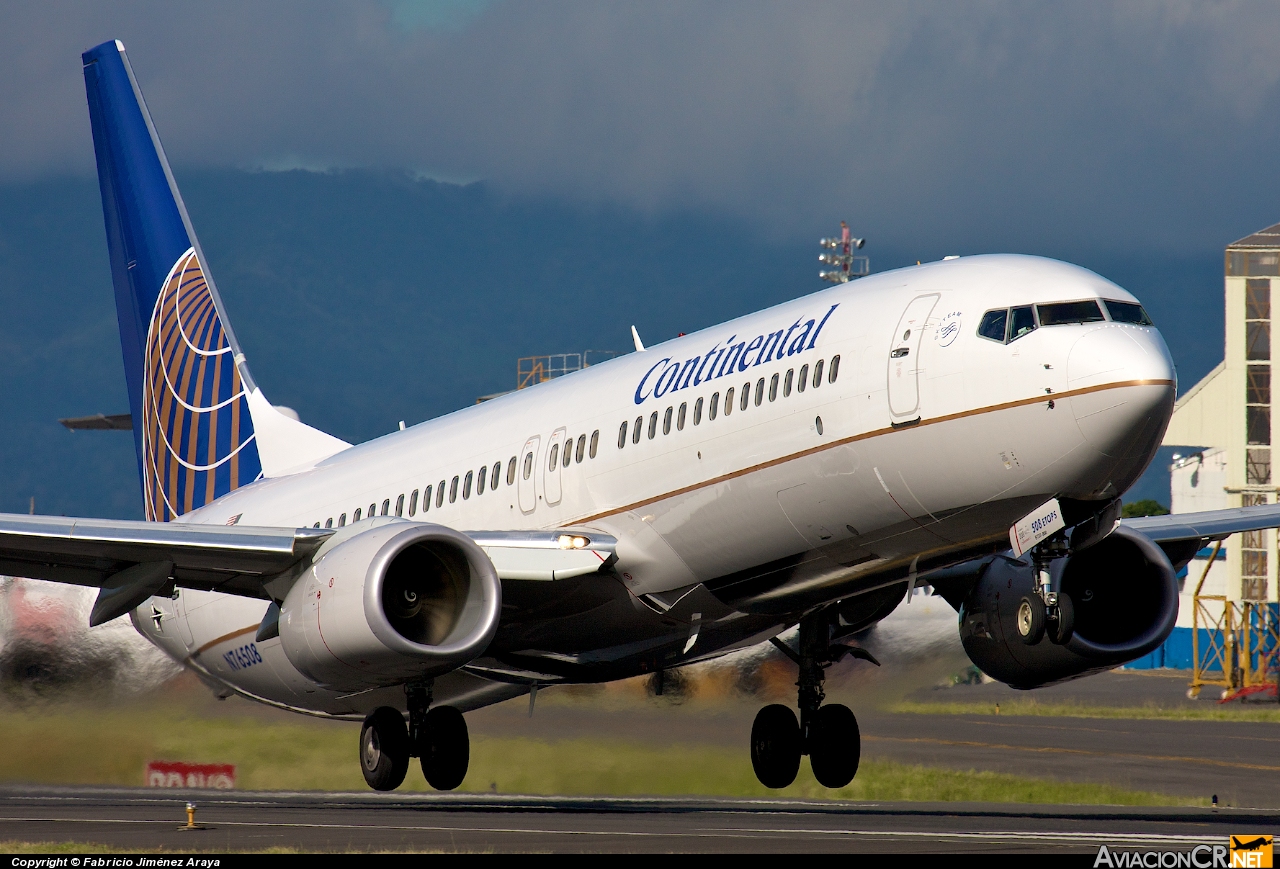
[2,2,1279,251]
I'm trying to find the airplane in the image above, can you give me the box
[6,38,1280,793]
[1232,837,1272,852]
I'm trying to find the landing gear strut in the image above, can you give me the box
[359,681,470,792]
[1017,537,1075,646]
[752,611,865,789]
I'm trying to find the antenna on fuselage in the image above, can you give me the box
[819,220,868,283]
[631,326,646,352]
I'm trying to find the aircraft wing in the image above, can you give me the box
[1121,503,1280,543]
[0,513,330,598]
[0,512,617,625]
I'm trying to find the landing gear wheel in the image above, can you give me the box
[420,705,469,790]
[1049,592,1075,645]
[1017,595,1046,645]
[809,704,860,788]
[751,704,801,789]
[360,706,409,791]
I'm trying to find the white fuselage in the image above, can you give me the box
[131,254,1176,717]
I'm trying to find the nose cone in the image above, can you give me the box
[1066,326,1176,459]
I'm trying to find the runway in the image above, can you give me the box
[0,786,1275,853]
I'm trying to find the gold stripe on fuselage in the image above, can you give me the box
[575,378,1174,524]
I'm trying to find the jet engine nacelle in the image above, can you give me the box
[958,525,1178,688]
[279,521,501,691]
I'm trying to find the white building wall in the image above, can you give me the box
[1170,449,1231,628]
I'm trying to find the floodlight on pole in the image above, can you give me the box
[818,220,869,284]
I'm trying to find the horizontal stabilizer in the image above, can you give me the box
[60,413,132,431]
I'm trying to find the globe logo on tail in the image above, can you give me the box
[141,248,260,521]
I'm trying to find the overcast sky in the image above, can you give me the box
[4,1,1280,253]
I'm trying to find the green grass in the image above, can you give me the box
[468,736,1201,805]
[891,698,1280,723]
[0,701,1198,806]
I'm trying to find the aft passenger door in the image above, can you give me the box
[544,427,566,506]
[518,435,540,514]
[888,293,940,425]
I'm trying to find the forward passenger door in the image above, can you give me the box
[888,293,940,425]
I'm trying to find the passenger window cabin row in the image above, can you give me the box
[312,429,602,529]
[546,430,601,473]
[308,348,836,528]
[618,354,841,449]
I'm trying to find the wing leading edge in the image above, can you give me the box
[1121,503,1280,543]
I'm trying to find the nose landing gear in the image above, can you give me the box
[359,681,471,791]
[1016,538,1075,646]
[751,610,870,789]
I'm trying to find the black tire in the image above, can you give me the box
[809,703,860,788]
[420,705,470,791]
[750,704,801,789]
[360,706,410,791]
[1017,595,1046,645]
[1050,593,1075,645]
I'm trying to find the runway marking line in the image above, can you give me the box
[0,817,1231,845]
[708,830,1230,846]
[864,735,1280,773]
[929,716,1280,745]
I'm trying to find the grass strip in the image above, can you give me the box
[0,705,1197,805]
[890,699,1280,722]
[469,737,1201,805]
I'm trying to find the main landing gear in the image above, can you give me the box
[751,611,873,789]
[359,681,470,791]
[1016,538,1075,647]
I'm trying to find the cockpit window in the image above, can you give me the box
[978,309,1008,342]
[1009,305,1037,341]
[1037,300,1105,326]
[1103,300,1153,326]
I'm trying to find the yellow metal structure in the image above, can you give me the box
[517,351,616,391]
[1190,541,1280,699]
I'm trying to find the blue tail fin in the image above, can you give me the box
[82,40,262,521]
